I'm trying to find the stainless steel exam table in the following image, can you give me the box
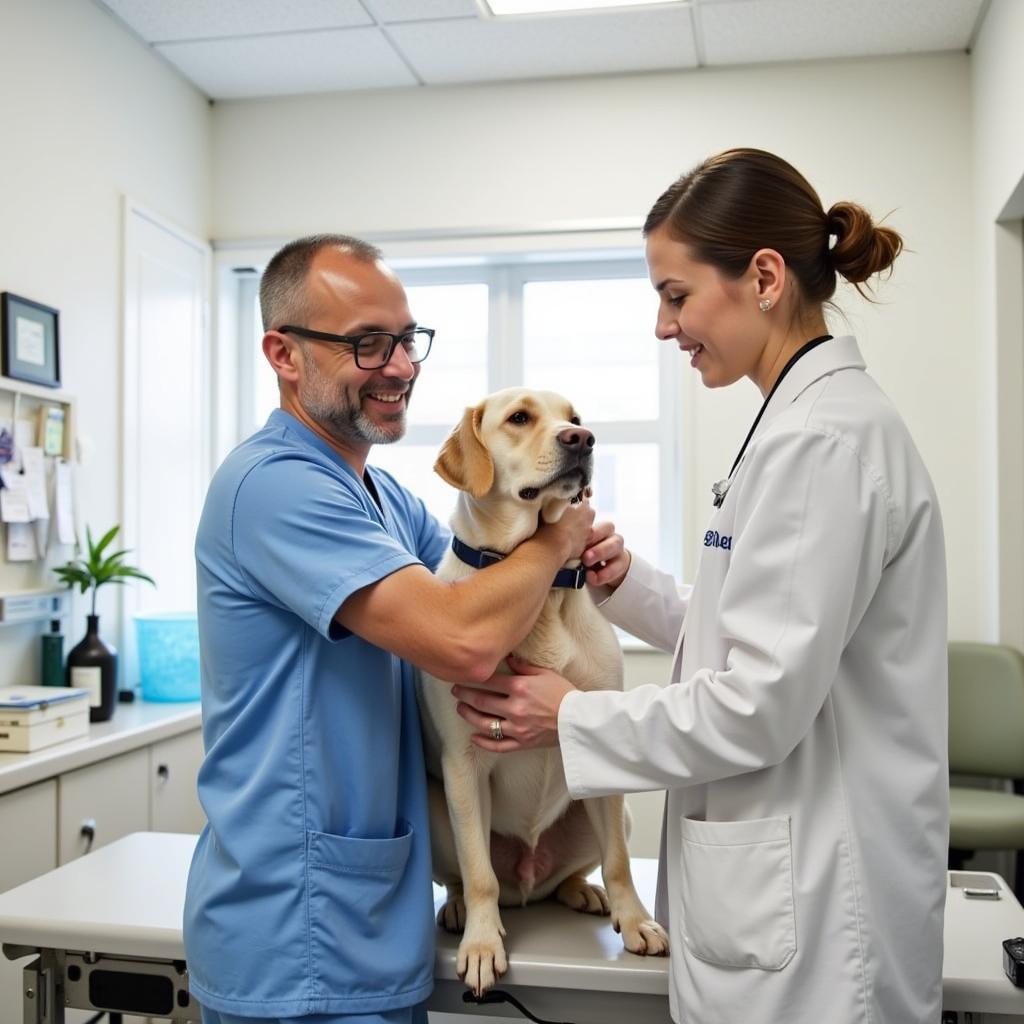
[2,832,1024,1023]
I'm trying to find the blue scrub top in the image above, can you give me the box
[184,410,449,1018]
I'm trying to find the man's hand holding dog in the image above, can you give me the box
[453,654,573,752]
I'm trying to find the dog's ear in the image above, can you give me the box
[435,404,494,498]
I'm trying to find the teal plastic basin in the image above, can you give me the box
[134,611,200,702]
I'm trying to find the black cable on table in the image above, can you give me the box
[463,988,576,1024]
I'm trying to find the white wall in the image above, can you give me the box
[971,0,1024,650]
[213,53,982,639]
[0,0,211,685]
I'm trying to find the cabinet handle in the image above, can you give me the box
[80,819,96,852]
[157,763,170,781]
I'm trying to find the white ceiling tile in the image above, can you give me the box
[98,0,373,43]
[95,0,987,97]
[362,0,481,23]
[699,0,984,65]
[389,7,697,84]
[155,29,418,100]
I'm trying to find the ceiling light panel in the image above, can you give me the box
[483,0,685,13]
[391,5,697,84]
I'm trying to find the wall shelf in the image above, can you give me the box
[0,587,70,626]
[0,375,78,602]
[0,376,75,462]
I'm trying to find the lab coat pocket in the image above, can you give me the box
[678,815,796,970]
[307,821,426,998]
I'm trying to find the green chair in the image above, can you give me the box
[947,641,1024,897]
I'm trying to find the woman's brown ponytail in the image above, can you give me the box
[827,202,903,295]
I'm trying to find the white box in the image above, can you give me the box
[0,686,90,753]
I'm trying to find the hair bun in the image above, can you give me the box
[827,202,903,286]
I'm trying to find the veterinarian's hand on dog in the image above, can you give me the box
[582,520,631,590]
[453,654,574,752]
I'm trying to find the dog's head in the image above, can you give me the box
[435,387,594,523]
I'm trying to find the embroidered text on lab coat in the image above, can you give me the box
[704,530,732,550]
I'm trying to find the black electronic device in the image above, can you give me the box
[1002,937,1024,987]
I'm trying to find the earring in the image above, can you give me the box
[759,299,771,312]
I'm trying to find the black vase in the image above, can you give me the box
[66,614,118,723]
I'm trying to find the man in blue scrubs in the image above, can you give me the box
[184,235,594,1024]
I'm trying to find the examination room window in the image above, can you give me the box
[359,279,491,519]
[239,256,682,576]
[521,275,663,571]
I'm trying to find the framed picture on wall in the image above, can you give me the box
[1,292,61,388]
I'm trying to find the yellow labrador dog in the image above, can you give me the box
[418,387,668,996]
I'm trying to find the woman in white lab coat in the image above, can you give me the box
[452,148,949,1024]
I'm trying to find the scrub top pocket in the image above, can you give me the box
[678,815,797,970]
[307,821,428,999]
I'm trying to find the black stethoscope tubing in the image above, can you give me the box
[712,334,834,508]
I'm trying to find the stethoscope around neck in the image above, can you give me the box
[711,334,833,509]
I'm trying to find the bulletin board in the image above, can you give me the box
[0,376,77,612]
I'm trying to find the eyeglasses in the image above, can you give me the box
[276,325,434,369]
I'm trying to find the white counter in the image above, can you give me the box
[0,699,201,796]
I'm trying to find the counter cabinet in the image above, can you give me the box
[0,701,203,1021]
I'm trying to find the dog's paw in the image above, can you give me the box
[437,893,467,932]
[555,876,610,915]
[457,932,508,996]
[616,914,670,957]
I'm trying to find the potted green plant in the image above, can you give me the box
[54,525,154,722]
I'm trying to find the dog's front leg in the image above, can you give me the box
[427,774,468,931]
[441,753,508,995]
[583,795,669,956]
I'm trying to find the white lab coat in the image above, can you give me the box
[559,336,948,1024]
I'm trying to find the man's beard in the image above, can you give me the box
[300,357,412,447]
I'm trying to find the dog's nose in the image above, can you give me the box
[557,426,595,451]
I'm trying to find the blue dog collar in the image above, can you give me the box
[450,536,586,590]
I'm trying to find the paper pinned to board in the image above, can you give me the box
[33,515,49,554]
[12,418,35,472]
[0,468,31,523]
[6,521,38,561]
[21,447,48,521]
[54,459,74,545]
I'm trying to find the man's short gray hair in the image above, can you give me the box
[259,234,383,332]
